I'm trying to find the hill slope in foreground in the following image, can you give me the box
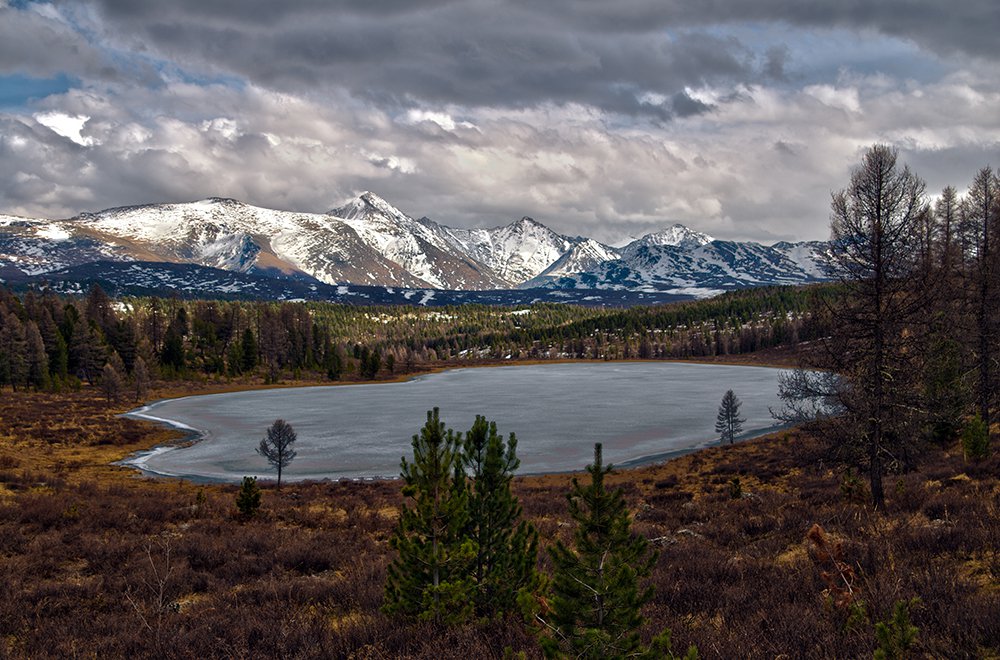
[0,383,997,658]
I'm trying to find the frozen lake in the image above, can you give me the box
[123,362,788,482]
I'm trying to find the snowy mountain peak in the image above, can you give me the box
[512,216,542,228]
[330,191,409,223]
[635,223,714,249]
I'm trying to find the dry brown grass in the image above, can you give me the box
[0,382,997,659]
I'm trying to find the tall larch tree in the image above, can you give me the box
[828,144,928,510]
[966,166,999,432]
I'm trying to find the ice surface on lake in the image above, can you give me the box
[125,363,787,482]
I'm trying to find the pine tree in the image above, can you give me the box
[540,443,665,659]
[384,408,474,624]
[715,389,746,445]
[235,476,262,519]
[461,415,539,618]
[24,321,49,391]
[240,327,258,373]
[0,313,26,391]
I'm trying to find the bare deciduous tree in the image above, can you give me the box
[826,144,929,510]
[257,418,297,488]
[965,167,999,432]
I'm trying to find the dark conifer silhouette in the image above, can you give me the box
[256,419,297,488]
[715,389,746,445]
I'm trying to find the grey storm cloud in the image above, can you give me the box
[0,5,112,80]
[66,0,1000,112]
[63,0,767,119]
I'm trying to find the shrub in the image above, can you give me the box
[727,477,743,500]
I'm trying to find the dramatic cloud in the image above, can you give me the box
[1,0,998,243]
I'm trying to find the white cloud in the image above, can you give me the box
[34,112,96,146]
[3,46,1000,245]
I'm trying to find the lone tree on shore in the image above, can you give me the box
[715,389,746,445]
[257,419,297,488]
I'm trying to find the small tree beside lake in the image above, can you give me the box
[257,419,297,488]
[715,389,745,445]
[235,476,262,519]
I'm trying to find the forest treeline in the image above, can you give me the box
[0,282,834,395]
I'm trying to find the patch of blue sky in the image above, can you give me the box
[174,66,247,91]
[698,23,951,85]
[0,73,77,109]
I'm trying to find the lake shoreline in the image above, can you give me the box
[118,360,793,484]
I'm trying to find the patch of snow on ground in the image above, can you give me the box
[666,287,725,298]
[36,225,71,241]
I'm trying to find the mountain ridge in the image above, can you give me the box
[0,193,831,300]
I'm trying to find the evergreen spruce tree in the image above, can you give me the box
[461,415,539,618]
[235,476,262,519]
[715,389,746,445]
[240,327,258,373]
[384,408,475,624]
[540,443,688,659]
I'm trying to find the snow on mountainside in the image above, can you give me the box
[329,192,505,289]
[533,231,830,295]
[622,224,713,255]
[74,197,432,287]
[525,238,621,288]
[0,194,832,301]
[9,260,692,307]
[0,214,134,277]
[418,215,576,285]
[771,240,832,279]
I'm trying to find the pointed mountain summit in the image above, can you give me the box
[525,238,621,288]
[328,192,505,289]
[627,223,713,252]
[421,214,577,285]
[329,191,409,223]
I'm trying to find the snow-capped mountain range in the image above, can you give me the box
[0,192,831,300]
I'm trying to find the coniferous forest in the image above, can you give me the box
[0,148,998,658]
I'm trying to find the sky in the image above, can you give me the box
[1,0,998,245]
